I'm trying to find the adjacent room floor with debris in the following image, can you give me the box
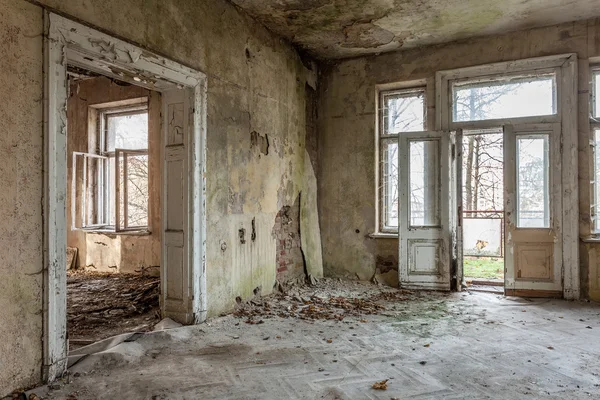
[67,271,160,349]
[37,279,600,399]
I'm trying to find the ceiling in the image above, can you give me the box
[231,0,598,59]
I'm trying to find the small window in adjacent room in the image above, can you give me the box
[591,69,600,233]
[378,88,426,232]
[452,73,557,122]
[72,103,149,232]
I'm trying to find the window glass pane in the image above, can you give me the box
[409,140,440,226]
[453,75,556,122]
[383,91,425,134]
[118,155,125,228]
[461,130,503,211]
[517,136,549,228]
[381,139,399,229]
[594,72,600,118]
[126,154,149,228]
[106,112,148,151]
[594,129,600,232]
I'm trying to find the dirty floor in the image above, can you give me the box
[38,279,600,399]
[67,271,160,349]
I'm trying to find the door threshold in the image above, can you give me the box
[466,284,504,294]
[466,278,504,287]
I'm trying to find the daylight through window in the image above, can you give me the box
[72,104,149,232]
[591,70,600,232]
[378,88,426,232]
[452,74,556,122]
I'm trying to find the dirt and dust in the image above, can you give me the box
[233,278,438,323]
[67,271,160,349]
[23,277,600,399]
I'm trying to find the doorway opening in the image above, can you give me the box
[461,128,504,292]
[44,12,207,382]
[66,67,161,349]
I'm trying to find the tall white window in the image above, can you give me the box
[591,69,600,233]
[378,88,426,232]
[72,104,149,232]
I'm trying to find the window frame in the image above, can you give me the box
[376,85,427,234]
[450,71,558,123]
[436,55,570,131]
[515,133,551,229]
[590,67,600,234]
[436,53,580,300]
[71,103,150,234]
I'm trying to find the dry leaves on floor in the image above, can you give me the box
[372,379,389,390]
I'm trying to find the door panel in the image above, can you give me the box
[399,131,452,290]
[162,88,194,323]
[504,124,562,296]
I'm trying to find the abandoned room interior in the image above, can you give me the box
[3,0,600,398]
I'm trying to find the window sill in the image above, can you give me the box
[369,232,398,239]
[82,229,151,237]
[581,235,600,243]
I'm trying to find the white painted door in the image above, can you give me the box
[162,88,194,323]
[398,131,452,290]
[503,124,563,296]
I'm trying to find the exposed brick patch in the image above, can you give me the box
[272,194,305,282]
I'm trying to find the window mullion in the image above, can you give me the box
[123,152,129,230]
[115,149,121,232]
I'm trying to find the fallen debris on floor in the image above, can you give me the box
[233,278,412,322]
[372,379,389,390]
[67,271,160,349]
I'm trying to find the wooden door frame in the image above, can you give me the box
[436,53,579,299]
[43,12,207,382]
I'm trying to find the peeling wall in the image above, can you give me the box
[273,195,304,281]
[29,0,320,309]
[318,18,600,295]
[67,76,161,273]
[1,0,319,393]
[231,0,600,59]
[0,0,44,392]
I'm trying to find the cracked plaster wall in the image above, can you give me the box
[0,0,44,393]
[1,0,319,393]
[318,18,600,296]
[231,0,600,59]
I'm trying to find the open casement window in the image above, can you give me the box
[591,68,600,233]
[71,106,149,232]
[378,88,426,233]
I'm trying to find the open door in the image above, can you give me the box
[450,129,464,290]
[503,124,563,296]
[161,88,194,323]
[398,131,452,290]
